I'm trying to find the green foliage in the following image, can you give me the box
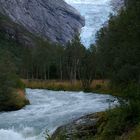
[99,101,140,140]
[79,45,96,90]
[90,0,140,139]
[64,36,86,82]
[0,50,22,100]
[95,0,140,86]
[0,11,97,88]
[91,84,140,140]
[0,25,26,105]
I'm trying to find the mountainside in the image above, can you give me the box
[0,0,85,45]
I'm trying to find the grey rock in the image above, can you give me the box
[51,113,100,140]
[0,0,85,44]
[0,16,37,47]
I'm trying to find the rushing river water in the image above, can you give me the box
[0,89,118,140]
[65,0,113,47]
[0,1,115,139]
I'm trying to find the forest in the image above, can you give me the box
[0,0,140,139]
[0,0,139,90]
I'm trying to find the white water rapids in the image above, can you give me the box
[0,0,115,139]
[65,0,113,47]
[0,89,118,140]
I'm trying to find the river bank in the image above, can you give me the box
[22,79,110,92]
[0,89,29,111]
[23,79,140,140]
[22,79,124,98]
[49,83,140,140]
[50,109,140,140]
[50,112,105,140]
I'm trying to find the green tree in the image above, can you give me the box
[79,45,96,90]
[64,36,85,83]
[95,0,140,86]
[0,50,21,101]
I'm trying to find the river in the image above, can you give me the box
[0,0,115,139]
[0,89,117,140]
[65,0,113,47]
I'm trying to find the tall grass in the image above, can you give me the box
[22,79,110,92]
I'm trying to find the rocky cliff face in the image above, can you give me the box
[0,0,85,44]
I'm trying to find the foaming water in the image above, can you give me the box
[0,89,118,140]
[65,0,113,47]
[0,128,38,140]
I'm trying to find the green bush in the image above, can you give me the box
[95,84,102,90]
[98,84,140,140]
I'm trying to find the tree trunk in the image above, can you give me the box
[47,66,50,80]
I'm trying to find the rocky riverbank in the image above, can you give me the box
[0,89,29,111]
[51,109,140,140]
[51,112,106,140]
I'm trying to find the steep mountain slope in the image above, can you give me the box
[0,0,85,44]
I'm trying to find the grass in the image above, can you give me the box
[0,89,29,111]
[13,89,30,108]
[127,124,140,140]
[22,79,82,91]
[22,79,110,93]
[22,79,123,99]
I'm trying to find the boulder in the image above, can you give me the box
[51,113,102,140]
